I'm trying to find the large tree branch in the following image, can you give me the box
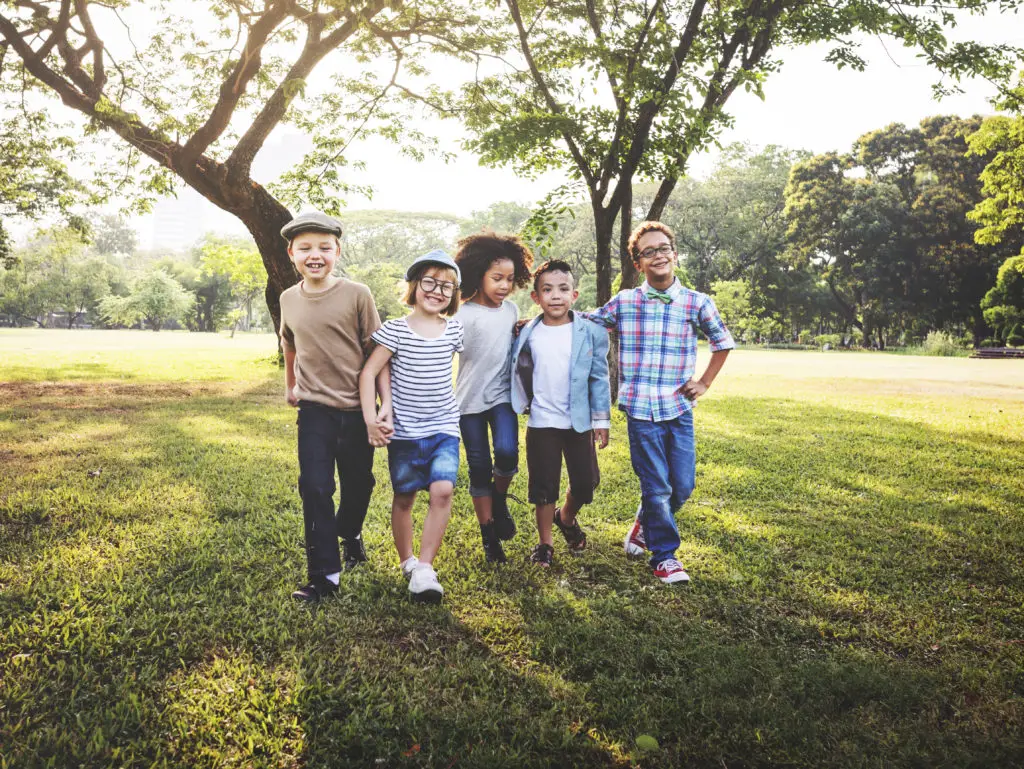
[226,0,390,180]
[504,0,596,188]
[644,0,787,220]
[72,0,104,94]
[604,0,708,212]
[180,0,293,165]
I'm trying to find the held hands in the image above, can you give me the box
[679,378,708,401]
[367,405,394,447]
[594,428,609,449]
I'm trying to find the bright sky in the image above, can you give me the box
[44,7,1024,247]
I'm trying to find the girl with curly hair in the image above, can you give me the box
[453,231,534,563]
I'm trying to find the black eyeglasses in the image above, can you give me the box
[419,276,457,298]
[637,243,674,260]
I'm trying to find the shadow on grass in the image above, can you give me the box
[1,385,1022,767]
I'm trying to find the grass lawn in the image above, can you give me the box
[1,330,1022,768]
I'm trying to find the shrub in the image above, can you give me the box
[980,338,1001,348]
[921,330,962,357]
[814,333,841,348]
[1008,325,1024,348]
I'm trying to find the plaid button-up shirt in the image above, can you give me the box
[587,280,735,421]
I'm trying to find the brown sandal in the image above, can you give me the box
[554,507,587,551]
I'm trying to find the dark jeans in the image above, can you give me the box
[626,412,695,565]
[459,402,520,497]
[296,401,375,579]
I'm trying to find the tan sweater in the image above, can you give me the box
[280,279,381,410]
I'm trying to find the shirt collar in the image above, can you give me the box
[640,279,682,299]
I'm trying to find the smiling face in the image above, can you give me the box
[478,258,516,307]
[288,231,340,287]
[415,265,460,316]
[531,269,577,324]
[633,229,678,289]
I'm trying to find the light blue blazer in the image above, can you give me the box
[510,311,611,432]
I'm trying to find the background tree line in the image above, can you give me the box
[2,0,1019,339]
[4,111,1023,349]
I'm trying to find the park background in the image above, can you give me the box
[3,0,1024,766]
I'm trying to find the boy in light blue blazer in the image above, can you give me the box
[510,260,611,566]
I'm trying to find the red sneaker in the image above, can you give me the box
[624,512,646,556]
[652,558,690,584]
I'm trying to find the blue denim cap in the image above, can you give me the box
[405,249,461,283]
[280,211,343,242]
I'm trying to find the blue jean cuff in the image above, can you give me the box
[493,466,519,479]
[468,482,493,498]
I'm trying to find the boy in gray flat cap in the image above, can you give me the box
[278,211,391,602]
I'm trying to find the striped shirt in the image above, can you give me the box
[587,280,734,421]
[372,317,464,439]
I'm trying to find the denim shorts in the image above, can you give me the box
[387,433,460,493]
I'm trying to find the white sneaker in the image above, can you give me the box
[652,558,690,584]
[624,504,646,556]
[408,564,444,603]
[400,556,420,580]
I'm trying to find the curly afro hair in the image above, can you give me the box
[454,230,535,300]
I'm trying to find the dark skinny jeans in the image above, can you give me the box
[296,401,375,579]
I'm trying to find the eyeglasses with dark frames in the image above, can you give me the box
[419,276,457,298]
[637,243,675,260]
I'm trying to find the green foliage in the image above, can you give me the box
[0,109,95,269]
[346,262,407,321]
[91,214,138,257]
[200,240,268,332]
[99,269,195,331]
[980,254,1024,340]
[0,227,115,327]
[2,338,1023,765]
[785,116,1003,347]
[921,330,963,356]
[341,211,465,267]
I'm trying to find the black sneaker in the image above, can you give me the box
[529,543,554,567]
[342,536,367,570]
[492,491,517,541]
[291,577,338,603]
[479,521,507,563]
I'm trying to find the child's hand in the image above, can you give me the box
[679,378,708,401]
[366,423,391,447]
[376,405,394,435]
[286,387,298,407]
[512,319,529,338]
[594,428,609,449]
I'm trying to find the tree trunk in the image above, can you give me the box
[619,184,639,291]
[646,176,678,222]
[594,204,616,306]
[236,186,298,339]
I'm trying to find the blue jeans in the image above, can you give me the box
[387,434,460,494]
[459,402,519,497]
[296,402,376,579]
[626,413,695,565]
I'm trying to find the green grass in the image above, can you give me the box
[2,330,1023,768]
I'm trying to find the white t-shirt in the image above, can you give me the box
[455,300,518,414]
[527,322,573,429]
[371,317,464,439]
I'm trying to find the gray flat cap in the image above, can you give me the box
[280,212,343,241]
[405,249,461,283]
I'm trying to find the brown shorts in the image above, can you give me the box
[525,427,600,506]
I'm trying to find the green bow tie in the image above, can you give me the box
[646,288,673,304]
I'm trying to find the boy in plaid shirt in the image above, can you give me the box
[587,221,734,584]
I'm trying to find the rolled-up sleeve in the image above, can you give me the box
[697,295,735,352]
